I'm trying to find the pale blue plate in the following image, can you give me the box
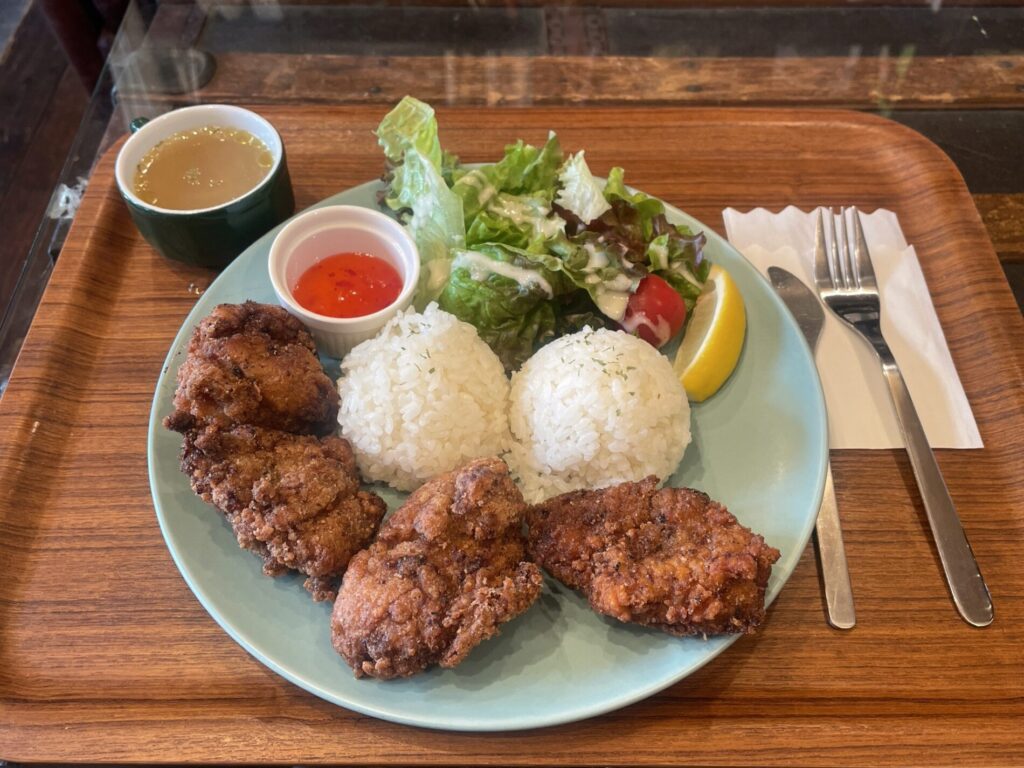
[147,180,827,732]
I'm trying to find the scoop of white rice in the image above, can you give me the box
[337,304,510,491]
[507,328,691,503]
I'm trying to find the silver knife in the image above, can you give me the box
[769,266,856,630]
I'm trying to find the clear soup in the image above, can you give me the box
[132,125,273,211]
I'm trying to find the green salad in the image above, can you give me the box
[376,96,710,370]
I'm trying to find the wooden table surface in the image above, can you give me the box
[0,106,1022,766]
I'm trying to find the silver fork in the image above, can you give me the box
[815,207,993,627]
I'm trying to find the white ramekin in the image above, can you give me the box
[268,205,420,358]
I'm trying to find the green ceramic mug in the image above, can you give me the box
[115,104,295,269]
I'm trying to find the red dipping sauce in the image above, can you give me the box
[291,252,403,318]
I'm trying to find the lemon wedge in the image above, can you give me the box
[673,265,746,402]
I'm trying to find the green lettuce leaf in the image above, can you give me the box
[375,95,443,169]
[500,132,563,194]
[658,257,710,312]
[546,232,642,322]
[437,243,570,370]
[466,192,565,253]
[555,151,611,224]
[389,149,466,307]
[451,164,504,226]
[562,166,709,312]
[441,149,461,186]
[452,133,564,226]
[649,223,709,312]
[604,167,665,215]
[587,167,667,248]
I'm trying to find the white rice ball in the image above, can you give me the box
[337,304,510,491]
[507,328,691,503]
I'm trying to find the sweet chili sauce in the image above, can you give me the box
[292,252,403,318]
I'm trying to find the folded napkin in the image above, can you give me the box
[722,206,982,450]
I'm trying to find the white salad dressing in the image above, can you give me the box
[620,309,672,346]
[424,258,453,297]
[487,195,564,240]
[477,185,498,208]
[587,270,636,321]
[457,169,488,188]
[456,169,498,208]
[453,250,554,297]
[582,241,609,271]
[605,273,634,292]
[593,286,630,320]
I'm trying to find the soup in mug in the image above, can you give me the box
[132,125,274,210]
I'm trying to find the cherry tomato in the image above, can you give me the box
[620,274,687,348]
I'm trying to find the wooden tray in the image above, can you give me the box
[1,107,1021,767]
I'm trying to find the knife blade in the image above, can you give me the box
[769,266,856,630]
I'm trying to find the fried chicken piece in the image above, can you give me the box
[165,301,339,436]
[527,477,781,636]
[331,457,543,679]
[179,423,386,601]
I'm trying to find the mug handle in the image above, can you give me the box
[129,117,150,134]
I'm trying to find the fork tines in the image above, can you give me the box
[814,207,877,294]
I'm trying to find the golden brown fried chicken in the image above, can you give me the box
[527,477,780,636]
[165,301,339,436]
[179,424,386,601]
[331,457,543,679]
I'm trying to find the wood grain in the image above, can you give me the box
[119,52,1024,110]
[0,107,1022,766]
[974,193,1024,265]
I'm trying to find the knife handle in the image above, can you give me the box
[881,362,993,627]
[816,463,855,629]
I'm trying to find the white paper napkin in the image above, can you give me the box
[722,206,982,450]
